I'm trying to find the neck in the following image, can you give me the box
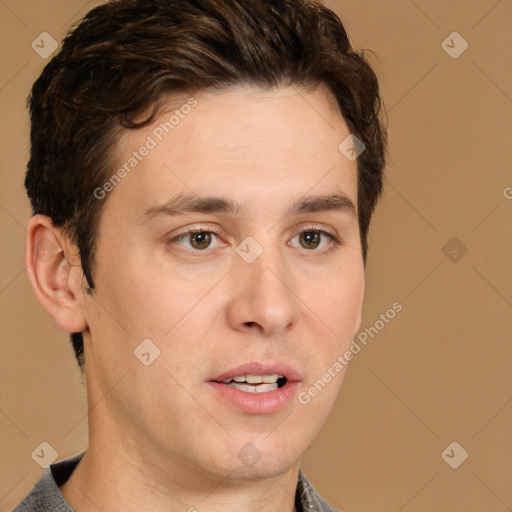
[59,438,301,512]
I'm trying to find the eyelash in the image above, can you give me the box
[170,226,342,255]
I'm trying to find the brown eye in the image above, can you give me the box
[173,230,219,251]
[291,228,341,253]
[188,231,212,250]
[299,230,321,249]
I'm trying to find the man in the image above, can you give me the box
[16,0,386,510]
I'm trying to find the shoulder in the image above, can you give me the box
[297,471,344,512]
[12,452,85,512]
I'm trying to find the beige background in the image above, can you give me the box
[1,1,511,511]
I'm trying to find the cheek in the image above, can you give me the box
[110,258,220,342]
[334,270,364,328]
[302,265,364,340]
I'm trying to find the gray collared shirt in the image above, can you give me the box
[14,452,339,511]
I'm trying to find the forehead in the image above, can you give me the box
[105,85,358,219]
[116,84,349,155]
[166,85,345,148]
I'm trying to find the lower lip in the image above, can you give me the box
[207,381,300,414]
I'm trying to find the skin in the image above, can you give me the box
[26,85,365,512]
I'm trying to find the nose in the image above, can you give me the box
[226,245,299,336]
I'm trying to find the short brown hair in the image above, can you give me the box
[26,0,387,370]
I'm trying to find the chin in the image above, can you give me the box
[224,457,298,482]
[219,437,303,481]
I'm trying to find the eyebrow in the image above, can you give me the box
[138,191,356,223]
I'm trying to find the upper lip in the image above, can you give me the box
[210,362,302,383]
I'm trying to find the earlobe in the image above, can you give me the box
[25,215,88,333]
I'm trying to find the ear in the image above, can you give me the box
[25,215,88,333]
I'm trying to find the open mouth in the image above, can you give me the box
[219,374,288,393]
[208,363,300,413]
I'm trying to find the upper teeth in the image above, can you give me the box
[223,374,282,384]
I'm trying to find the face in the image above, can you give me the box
[81,85,365,484]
